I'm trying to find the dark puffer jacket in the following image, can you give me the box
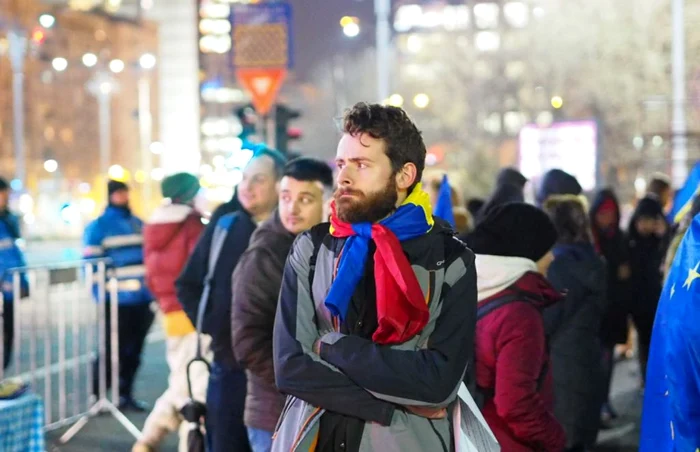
[231,211,296,432]
[544,243,607,449]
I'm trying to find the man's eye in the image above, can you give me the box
[358,162,367,169]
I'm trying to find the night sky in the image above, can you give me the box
[286,0,374,82]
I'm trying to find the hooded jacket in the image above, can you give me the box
[544,243,607,449]
[474,255,566,452]
[590,189,631,346]
[231,211,296,432]
[144,203,204,336]
[271,220,477,452]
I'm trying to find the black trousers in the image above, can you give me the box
[92,302,154,398]
[2,300,12,370]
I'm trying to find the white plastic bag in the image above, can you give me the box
[452,383,500,452]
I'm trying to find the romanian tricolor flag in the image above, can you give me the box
[326,183,434,345]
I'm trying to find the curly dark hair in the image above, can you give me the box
[543,195,593,245]
[342,102,426,191]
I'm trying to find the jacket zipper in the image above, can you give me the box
[290,406,323,451]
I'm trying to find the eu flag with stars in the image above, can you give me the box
[640,214,700,451]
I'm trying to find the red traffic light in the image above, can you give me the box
[31,28,46,44]
[287,127,302,139]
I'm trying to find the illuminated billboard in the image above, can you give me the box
[518,120,598,191]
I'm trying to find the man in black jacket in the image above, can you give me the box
[176,147,286,452]
[231,158,333,452]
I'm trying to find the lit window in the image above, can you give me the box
[199,19,231,35]
[474,3,499,29]
[475,31,500,52]
[504,111,526,135]
[504,2,529,28]
[505,61,525,79]
[394,5,423,33]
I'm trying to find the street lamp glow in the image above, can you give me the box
[139,53,156,70]
[108,164,125,180]
[109,59,125,73]
[39,14,56,29]
[149,141,164,154]
[551,96,564,109]
[52,57,68,72]
[413,93,430,109]
[82,53,98,67]
[340,16,357,27]
[343,23,360,38]
[44,159,58,173]
[388,94,404,107]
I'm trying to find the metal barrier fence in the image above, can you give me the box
[0,259,141,443]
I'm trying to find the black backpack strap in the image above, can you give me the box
[307,223,330,294]
[476,294,522,321]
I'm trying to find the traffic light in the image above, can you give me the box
[275,104,301,156]
[234,104,259,144]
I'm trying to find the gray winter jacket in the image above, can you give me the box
[271,221,477,452]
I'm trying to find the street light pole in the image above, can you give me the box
[87,71,118,179]
[374,0,391,102]
[138,76,153,212]
[671,0,687,187]
[8,30,27,189]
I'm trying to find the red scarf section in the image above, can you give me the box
[330,213,429,345]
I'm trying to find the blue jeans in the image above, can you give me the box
[247,427,273,452]
[205,361,250,452]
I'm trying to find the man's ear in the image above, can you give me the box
[395,163,418,191]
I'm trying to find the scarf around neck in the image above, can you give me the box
[325,183,434,345]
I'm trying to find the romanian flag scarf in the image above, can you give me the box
[326,183,434,345]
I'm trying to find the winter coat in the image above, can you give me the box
[0,211,27,302]
[143,203,204,336]
[474,255,566,452]
[271,221,477,452]
[627,197,665,323]
[537,169,582,206]
[231,211,295,432]
[83,205,152,305]
[590,189,631,346]
[544,243,607,449]
[176,209,256,368]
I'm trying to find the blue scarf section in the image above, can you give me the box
[325,199,433,321]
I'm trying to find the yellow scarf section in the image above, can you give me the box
[404,182,435,228]
[163,310,196,337]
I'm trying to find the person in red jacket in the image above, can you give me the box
[134,173,208,452]
[465,202,566,452]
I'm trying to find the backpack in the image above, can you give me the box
[474,294,550,408]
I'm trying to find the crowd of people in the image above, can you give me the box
[0,101,688,452]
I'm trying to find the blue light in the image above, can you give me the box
[10,179,22,191]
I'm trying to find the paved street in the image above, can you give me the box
[14,241,641,451]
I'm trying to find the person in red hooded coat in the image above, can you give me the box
[465,202,566,452]
[134,173,208,452]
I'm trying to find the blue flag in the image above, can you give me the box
[640,215,700,451]
[434,174,455,227]
[669,161,700,223]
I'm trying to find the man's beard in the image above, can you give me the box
[334,176,398,224]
